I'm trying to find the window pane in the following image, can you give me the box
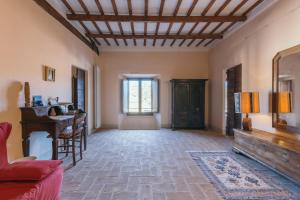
[141,80,152,112]
[128,80,139,112]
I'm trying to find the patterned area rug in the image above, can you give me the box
[189,151,300,200]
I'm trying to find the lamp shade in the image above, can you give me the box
[234,92,260,114]
[278,92,292,113]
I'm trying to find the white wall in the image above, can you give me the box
[209,0,300,133]
[97,50,209,128]
[0,0,97,160]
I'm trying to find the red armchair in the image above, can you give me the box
[0,122,64,200]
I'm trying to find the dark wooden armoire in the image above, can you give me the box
[171,79,207,130]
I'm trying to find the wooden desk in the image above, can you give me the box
[233,128,300,184]
[20,107,74,160]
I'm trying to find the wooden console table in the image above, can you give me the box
[233,128,300,184]
[20,107,74,160]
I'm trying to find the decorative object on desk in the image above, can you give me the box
[234,92,260,131]
[24,82,31,107]
[189,151,300,200]
[44,65,56,82]
[32,96,43,107]
[277,91,292,128]
[48,97,59,106]
[49,107,56,116]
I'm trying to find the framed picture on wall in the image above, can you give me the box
[44,66,55,82]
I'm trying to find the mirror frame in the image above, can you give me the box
[272,44,300,134]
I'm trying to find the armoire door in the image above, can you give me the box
[189,82,205,128]
[171,79,206,129]
[173,83,189,128]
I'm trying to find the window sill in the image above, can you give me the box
[125,113,155,116]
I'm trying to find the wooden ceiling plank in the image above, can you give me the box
[187,0,216,47]
[87,33,222,39]
[106,21,119,46]
[144,22,147,46]
[171,0,198,47]
[130,22,137,46]
[77,0,101,46]
[111,0,118,14]
[95,0,104,14]
[153,0,165,46]
[195,0,231,47]
[78,0,89,14]
[243,0,264,16]
[94,0,111,45]
[162,0,182,47]
[34,0,98,54]
[95,0,118,46]
[111,0,127,46]
[204,0,248,47]
[127,0,136,46]
[119,22,128,46]
[61,0,75,14]
[144,0,148,46]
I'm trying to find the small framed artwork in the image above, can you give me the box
[44,66,56,82]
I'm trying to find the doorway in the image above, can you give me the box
[225,65,242,136]
[72,67,86,112]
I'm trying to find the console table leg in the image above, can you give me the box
[22,136,30,157]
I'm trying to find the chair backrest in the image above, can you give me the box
[0,123,12,169]
[72,113,86,136]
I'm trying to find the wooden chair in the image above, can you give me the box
[58,113,86,166]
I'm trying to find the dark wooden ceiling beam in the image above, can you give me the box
[111,0,128,46]
[34,0,98,53]
[95,0,119,46]
[243,0,264,16]
[195,0,231,47]
[127,0,136,46]
[171,0,198,47]
[153,0,165,46]
[77,0,101,46]
[144,0,148,46]
[92,1,111,46]
[67,14,247,23]
[161,0,182,47]
[87,33,222,40]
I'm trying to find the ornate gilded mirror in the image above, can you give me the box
[273,44,300,134]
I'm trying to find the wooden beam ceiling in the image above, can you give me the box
[36,0,266,48]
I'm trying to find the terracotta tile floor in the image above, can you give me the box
[62,129,232,200]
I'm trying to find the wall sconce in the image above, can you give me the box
[235,92,260,131]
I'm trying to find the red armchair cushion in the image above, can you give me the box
[0,160,63,181]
